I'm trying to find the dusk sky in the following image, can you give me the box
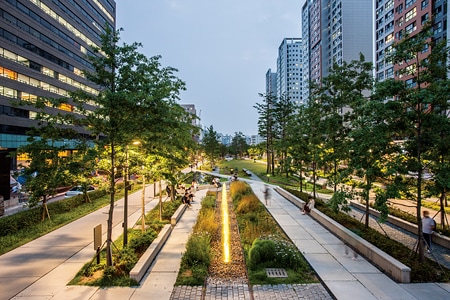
[116,0,305,136]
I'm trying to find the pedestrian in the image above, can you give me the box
[422,210,436,253]
[302,196,315,215]
[263,184,270,205]
[166,185,171,199]
[182,192,191,206]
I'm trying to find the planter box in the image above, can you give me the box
[129,224,172,283]
[171,203,187,226]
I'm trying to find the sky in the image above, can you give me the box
[116,0,305,136]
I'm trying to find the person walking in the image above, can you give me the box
[422,210,436,253]
[263,184,270,205]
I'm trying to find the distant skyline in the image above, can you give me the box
[116,0,305,136]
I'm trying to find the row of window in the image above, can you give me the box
[0,65,98,99]
[2,7,89,59]
[0,84,95,115]
[0,48,98,95]
[7,0,101,52]
[0,28,90,74]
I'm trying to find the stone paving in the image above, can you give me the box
[170,283,332,299]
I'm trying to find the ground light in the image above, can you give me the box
[222,183,231,263]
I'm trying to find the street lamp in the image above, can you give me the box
[141,165,145,233]
[123,145,129,246]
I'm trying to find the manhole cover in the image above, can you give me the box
[265,268,288,278]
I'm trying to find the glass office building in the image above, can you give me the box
[0,0,116,199]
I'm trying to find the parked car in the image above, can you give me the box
[65,185,95,198]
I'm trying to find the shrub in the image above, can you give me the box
[114,247,138,275]
[248,238,276,270]
[129,229,157,255]
[183,232,211,266]
[229,181,252,201]
[194,209,218,236]
[235,194,261,214]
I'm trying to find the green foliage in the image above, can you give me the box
[235,194,261,214]
[230,181,317,284]
[229,180,253,201]
[328,189,352,213]
[183,232,211,266]
[175,194,216,286]
[128,230,157,254]
[248,239,276,270]
[114,247,138,276]
[201,125,221,167]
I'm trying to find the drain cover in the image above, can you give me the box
[265,268,288,278]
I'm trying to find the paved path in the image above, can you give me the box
[348,204,450,269]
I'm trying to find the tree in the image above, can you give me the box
[201,125,220,168]
[15,96,82,220]
[272,93,297,177]
[285,104,311,191]
[71,27,186,266]
[255,93,277,175]
[379,23,450,262]
[304,81,326,199]
[229,132,248,159]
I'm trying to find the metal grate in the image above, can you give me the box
[265,268,288,278]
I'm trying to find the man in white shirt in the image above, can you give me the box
[422,210,436,253]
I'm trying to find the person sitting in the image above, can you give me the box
[182,191,192,206]
[302,196,315,215]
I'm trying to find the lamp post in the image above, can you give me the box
[141,166,145,232]
[123,145,129,246]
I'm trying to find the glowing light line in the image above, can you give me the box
[222,184,231,263]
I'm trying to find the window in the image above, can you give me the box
[405,22,416,34]
[421,13,429,25]
[406,0,416,9]
[405,78,416,88]
[433,22,442,35]
[405,7,416,22]
[421,0,429,9]
[386,67,394,77]
[386,33,394,43]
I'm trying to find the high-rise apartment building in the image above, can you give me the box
[302,0,373,85]
[301,1,311,102]
[265,68,277,97]
[0,0,116,200]
[375,0,448,82]
[276,38,303,104]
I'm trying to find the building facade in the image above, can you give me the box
[0,0,116,199]
[276,38,303,104]
[265,68,277,97]
[375,0,448,83]
[302,0,373,85]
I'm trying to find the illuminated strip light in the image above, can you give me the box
[222,184,231,263]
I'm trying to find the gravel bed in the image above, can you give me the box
[206,189,249,285]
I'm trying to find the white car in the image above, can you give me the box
[65,186,95,198]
